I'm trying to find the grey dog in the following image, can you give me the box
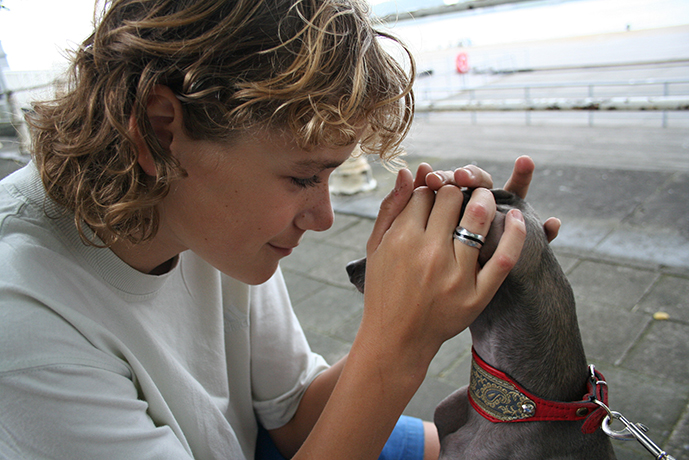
[346,189,616,459]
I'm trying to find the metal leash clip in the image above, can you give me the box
[594,399,677,460]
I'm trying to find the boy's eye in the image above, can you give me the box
[291,175,322,188]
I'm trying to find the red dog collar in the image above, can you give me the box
[468,348,609,434]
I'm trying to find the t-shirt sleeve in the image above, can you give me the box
[249,268,330,430]
[0,363,193,460]
[0,277,195,459]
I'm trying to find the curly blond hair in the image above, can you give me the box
[29,0,414,246]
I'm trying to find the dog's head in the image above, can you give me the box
[346,189,547,294]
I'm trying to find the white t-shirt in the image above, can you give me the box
[0,163,329,459]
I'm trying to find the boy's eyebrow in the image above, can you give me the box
[293,159,347,171]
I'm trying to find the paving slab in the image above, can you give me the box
[666,406,689,460]
[636,274,689,322]
[567,261,659,311]
[1,21,688,459]
[621,320,689,384]
[3,114,689,459]
[292,120,689,459]
[600,365,689,459]
[576,298,653,365]
[289,280,361,334]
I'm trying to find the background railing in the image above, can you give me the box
[3,77,689,142]
[415,77,689,127]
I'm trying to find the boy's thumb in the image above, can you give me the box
[367,168,414,254]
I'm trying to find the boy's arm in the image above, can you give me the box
[268,356,347,457]
[269,355,441,460]
[270,166,525,459]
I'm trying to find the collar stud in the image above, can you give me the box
[576,407,590,417]
[467,348,610,434]
[522,404,535,416]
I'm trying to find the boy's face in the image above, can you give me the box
[157,129,357,284]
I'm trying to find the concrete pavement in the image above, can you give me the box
[280,121,689,460]
[1,12,688,459]
[2,122,688,459]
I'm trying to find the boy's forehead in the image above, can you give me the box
[240,125,358,171]
[292,158,349,172]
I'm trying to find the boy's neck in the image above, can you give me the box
[101,229,183,275]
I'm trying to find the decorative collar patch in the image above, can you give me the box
[468,348,609,434]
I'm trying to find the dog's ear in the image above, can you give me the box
[477,211,505,267]
[481,192,550,279]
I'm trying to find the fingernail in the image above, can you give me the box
[460,167,474,180]
[510,209,524,222]
[394,169,405,192]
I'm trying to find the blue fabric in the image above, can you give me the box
[255,424,285,460]
[255,415,425,460]
[378,415,425,460]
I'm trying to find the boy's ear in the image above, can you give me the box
[129,85,184,177]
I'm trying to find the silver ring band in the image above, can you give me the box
[453,233,483,249]
[454,226,485,245]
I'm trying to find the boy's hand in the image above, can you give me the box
[363,172,526,361]
[415,156,561,242]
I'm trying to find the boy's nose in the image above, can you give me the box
[295,186,334,232]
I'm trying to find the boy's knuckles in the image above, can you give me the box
[491,251,520,272]
[410,186,435,201]
[435,184,464,204]
[384,227,420,249]
[378,194,397,214]
[378,193,406,217]
[463,199,493,225]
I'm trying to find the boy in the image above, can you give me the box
[0,0,552,458]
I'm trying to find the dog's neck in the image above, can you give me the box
[470,247,589,403]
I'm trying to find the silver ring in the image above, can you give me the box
[453,233,483,249]
[453,226,485,247]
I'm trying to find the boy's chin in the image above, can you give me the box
[227,263,280,286]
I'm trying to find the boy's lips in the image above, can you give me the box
[268,243,298,256]
[269,233,304,257]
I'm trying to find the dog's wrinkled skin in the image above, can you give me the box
[346,189,616,460]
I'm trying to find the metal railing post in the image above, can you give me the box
[662,81,669,128]
[588,84,594,127]
[470,89,477,125]
[412,77,689,122]
[7,91,31,154]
